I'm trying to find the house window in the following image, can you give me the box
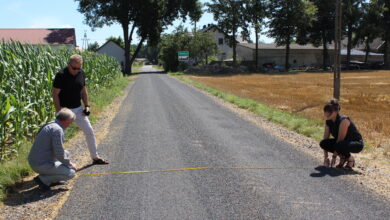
[218,38,224,45]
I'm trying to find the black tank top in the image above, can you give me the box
[326,114,362,141]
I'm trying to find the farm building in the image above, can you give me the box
[0,28,76,49]
[96,40,125,68]
[237,42,384,68]
[237,43,331,68]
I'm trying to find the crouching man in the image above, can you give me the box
[28,108,78,191]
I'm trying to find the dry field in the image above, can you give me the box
[188,70,390,162]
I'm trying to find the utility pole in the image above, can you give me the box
[82,31,89,50]
[334,0,342,100]
[231,0,242,67]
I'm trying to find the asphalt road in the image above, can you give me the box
[56,66,389,220]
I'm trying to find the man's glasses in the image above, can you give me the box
[70,64,81,71]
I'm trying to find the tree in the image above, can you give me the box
[159,26,218,71]
[297,0,335,70]
[106,36,125,48]
[268,0,317,71]
[189,32,218,64]
[343,0,364,69]
[376,0,390,69]
[190,1,204,32]
[76,0,202,75]
[87,41,100,52]
[207,0,249,66]
[353,1,382,64]
[158,26,192,72]
[146,45,160,64]
[243,0,268,69]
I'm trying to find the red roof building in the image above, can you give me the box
[0,28,76,47]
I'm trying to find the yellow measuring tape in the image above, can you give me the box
[78,166,314,177]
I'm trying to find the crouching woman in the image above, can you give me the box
[28,108,77,191]
[320,99,364,170]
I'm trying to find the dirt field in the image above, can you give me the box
[188,70,390,162]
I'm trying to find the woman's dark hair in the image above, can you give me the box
[323,99,340,113]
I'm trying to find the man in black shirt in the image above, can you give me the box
[53,54,108,165]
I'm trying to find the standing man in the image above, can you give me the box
[53,54,109,165]
[28,108,77,191]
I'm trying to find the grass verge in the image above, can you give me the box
[0,76,132,201]
[152,65,164,71]
[170,72,323,141]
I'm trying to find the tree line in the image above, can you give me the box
[76,0,390,74]
[208,0,390,71]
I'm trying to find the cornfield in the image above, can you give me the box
[0,42,122,161]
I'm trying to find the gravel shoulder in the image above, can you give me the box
[0,77,136,220]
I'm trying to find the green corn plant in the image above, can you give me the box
[0,42,122,161]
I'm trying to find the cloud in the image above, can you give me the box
[29,17,73,29]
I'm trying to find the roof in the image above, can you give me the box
[238,43,326,50]
[340,49,383,56]
[199,24,220,33]
[0,28,76,46]
[341,38,384,51]
[97,40,124,51]
[200,24,244,43]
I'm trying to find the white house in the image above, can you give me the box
[97,40,125,67]
[200,24,248,61]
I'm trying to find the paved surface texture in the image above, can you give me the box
[56,66,389,220]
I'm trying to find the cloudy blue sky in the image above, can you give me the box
[0,0,272,48]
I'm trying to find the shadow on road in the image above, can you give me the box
[310,166,362,178]
[76,163,95,172]
[2,179,68,206]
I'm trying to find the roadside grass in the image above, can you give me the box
[152,65,164,71]
[170,73,323,141]
[132,61,144,68]
[132,67,142,74]
[0,76,132,201]
[0,141,31,200]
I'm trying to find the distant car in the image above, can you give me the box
[274,65,284,71]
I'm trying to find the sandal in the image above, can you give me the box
[93,158,109,165]
[335,156,346,168]
[344,157,355,170]
[323,158,330,167]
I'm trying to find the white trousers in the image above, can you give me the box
[70,106,99,159]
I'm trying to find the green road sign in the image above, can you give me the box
[178,51,189,61]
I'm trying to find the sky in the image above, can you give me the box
[0,0,273,48]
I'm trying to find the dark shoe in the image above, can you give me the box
[50,181,66,187]
[93,158,109,165]
[33,176,50,191]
